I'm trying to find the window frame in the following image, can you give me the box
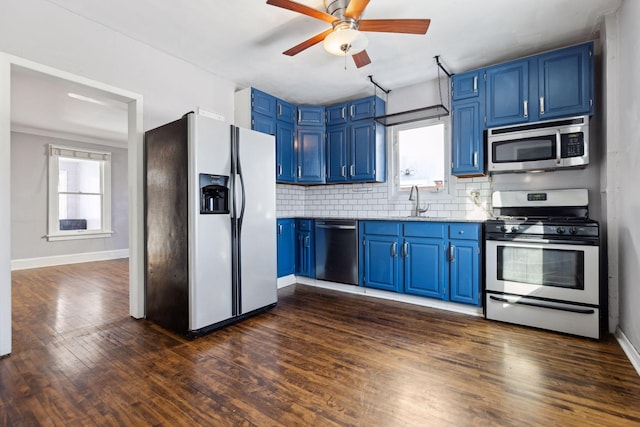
[387,116,454,201]
[47,144,113,241]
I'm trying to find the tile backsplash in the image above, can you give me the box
[276,176,493,220]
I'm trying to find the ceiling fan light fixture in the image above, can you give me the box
[323,27,368,56]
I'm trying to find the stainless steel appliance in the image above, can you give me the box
[144,112,277,336]
[315,219,358,285]
[487,116,589,173]
[484,189,600,339]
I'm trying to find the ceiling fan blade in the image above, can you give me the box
[283,28,334,56]
[344,0,370,20]
[266,0,336,23]
[358,19,431,34]
[352,50,371,68]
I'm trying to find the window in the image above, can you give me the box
[390,117,450,197]
[47,144,113,241]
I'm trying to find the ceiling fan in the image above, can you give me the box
[266,0,430,68]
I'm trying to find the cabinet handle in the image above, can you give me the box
[473,152,478,167]
[540,97,545,115]
[341,106,346,119]
[298,109,301,122]
[305,235,310,248]
[277,164,282,176]
[297,165,301,178]
[350,105,355,118]
[473,76,478,92]
[391,242,397,258]
[523,100,528,118]
[350,165,355,176]
[448,244,455,262]
[278,104,282,117]
[403,241,409,258]
[341,165,347,177]
[278,224,282,235]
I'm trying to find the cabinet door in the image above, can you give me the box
[276,121,295,183]
[452,100,483,176]
[252,88,277,118]
[296,127,325,183]
[452,69,482,101]
[486,60,530,127]
[403,236,446,299]
[537,43,593,119]
[349,96,384,121]
[252,112,276,135]
[349,121,379,182]
[326,126,348,183]
[326,103,348,126]
[297,106,325,126]
[296,229,315,278]
[362,235,401,292]
[449,239,481,306]
[276,99,296,123]
[277,219,295,277]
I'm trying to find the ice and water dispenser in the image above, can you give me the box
[199,174,229,214]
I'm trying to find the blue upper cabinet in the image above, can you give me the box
[537,42,594,119]
[452,69,483,101]
[350,121,385,182]
[252,88,277,118]
[296,127,325,183]
[252,113,276,135]
[485,59,530,127]
[276,121,296,183]
[326,103,348,126]
[277,99,296,123]
[452,100,483,176]
[349,96,385,121]
[297,105,325,126]
[326,126,348,183]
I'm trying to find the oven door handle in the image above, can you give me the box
[485,235,599,246]
[489,295,596,314]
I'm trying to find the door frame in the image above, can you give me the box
[0,53,144,356]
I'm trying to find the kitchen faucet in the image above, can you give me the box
[409,185,429,216]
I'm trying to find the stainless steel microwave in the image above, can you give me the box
[487,116,589,173]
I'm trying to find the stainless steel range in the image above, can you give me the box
[484,189,601,339]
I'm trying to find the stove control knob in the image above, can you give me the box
[569,227,578,235]
[501,225,509,232]
[511,226,520,232]
[556,227,566,234]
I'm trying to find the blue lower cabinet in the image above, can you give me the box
[296,219,315,278]
[403,236,446,299]
[361,234,402,292]
[359,221,482,306]
[277,219,296,278]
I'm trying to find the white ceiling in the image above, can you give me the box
[11,0,621,142]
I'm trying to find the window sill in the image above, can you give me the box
[47,231,114,242]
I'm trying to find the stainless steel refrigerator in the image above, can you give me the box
[144,112,277,336]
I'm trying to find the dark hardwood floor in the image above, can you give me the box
[2,259,640,426]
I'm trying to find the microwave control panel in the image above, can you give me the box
[561,132,585,158]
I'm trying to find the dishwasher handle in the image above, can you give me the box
[316,223,357,230]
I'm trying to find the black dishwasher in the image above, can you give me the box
[315,219,359,285]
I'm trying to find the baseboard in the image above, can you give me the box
[277,274,296,289]
[294,277,484,317]
[11,249,129,271]
[615,326,640,377]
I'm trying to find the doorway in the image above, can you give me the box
[0,54,144,356]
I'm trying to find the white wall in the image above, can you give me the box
[10,132,128,261]
[610,0,640,354]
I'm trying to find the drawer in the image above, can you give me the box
[361,221,400,236]
[449,223,481,240]
[297,219,313,231]
[403,222,446,239]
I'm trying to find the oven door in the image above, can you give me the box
[485,239,599,305]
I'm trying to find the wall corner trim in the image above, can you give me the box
[615,326,640,377]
